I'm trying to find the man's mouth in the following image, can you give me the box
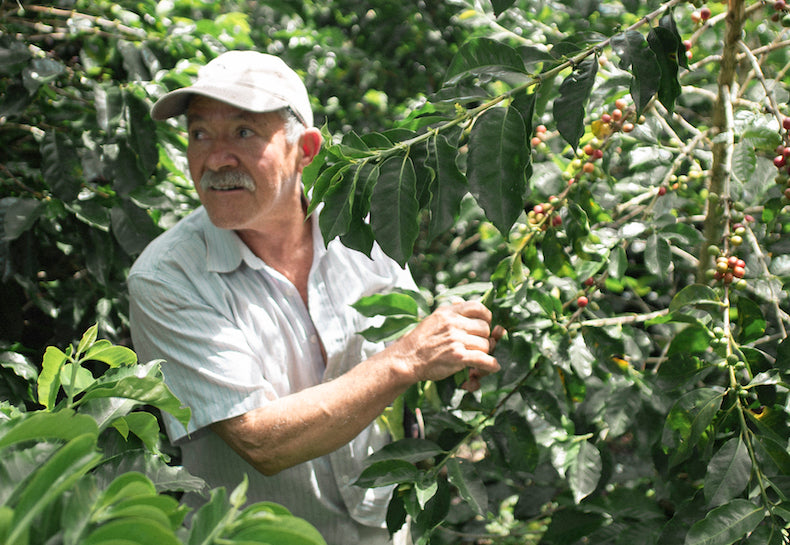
[199,170,256,192]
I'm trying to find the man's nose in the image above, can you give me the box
[204,139,240,171]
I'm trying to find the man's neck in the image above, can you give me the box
[237,212,315,304]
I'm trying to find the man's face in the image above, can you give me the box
[186,96,302,232]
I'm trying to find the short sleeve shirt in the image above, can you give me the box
[128,206,416,544]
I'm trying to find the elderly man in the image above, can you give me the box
[128,50,500,544]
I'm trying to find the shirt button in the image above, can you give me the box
[310,335,317,344]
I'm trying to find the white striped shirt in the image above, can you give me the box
[128,206,415,544]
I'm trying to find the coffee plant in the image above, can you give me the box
[2,0,790,544]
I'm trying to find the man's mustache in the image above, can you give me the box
[199,170,256,191]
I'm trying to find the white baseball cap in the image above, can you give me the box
[151,50,313,127]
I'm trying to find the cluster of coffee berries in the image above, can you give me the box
[597,98,636,135]
[526,196,563,229]
[775,117,790,197]
[531,124,549,148]
[709,253,747,288]
[769,0,790,26]
[690,6,712,24]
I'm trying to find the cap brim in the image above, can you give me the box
[150,84,292,121]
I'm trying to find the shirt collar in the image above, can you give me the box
[201,205,328,274]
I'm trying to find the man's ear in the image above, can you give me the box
[298,128,323,171]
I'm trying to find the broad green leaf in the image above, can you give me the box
[667,325,713,356]
[567,440,602,504]
[413,476,451,536]
[427,134,468,240]
[659,10,688,70]
[352,292,421,318]
[684,499,765,545]
[645,234,671,278]
[732,140,756,184]
[77,375,190,427]
[370,154,420,266]
[657,354,706,389]
[608,245,628,279]
[319,168,356,241]
[611,30,660,115]
[446,458,488,515]
[467,106,529,234]
[125,90,158,176]
[554,57,598,150]
[84,342,138,368]
[542,228,571,274]
[735,296,765,344]
[110,199,163,256]
[75,325,99,359]
[415,478,438,509]
[581,326,625,367]
[483,410,539,473]
[444,37,527,85]
[365,438,445,466]
[340,161,377,256]
[1,197,45,241]
[646,26,682,113]
[9,434,102,545]
[38,346,68,410]
[0,410,98,450]
[94,472,157,511]
[704,437,751,507]
[386,494,408,537]
[669,284,721,313]
[358,316,419,343]
[355,459,422,488]
[112,412,161,452]
[228,513,327,545]
[662,388,723,467]
[82,518,181,545]
[187,487,230,545]
[539,508,607,544]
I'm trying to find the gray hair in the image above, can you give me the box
[278,107,307,144]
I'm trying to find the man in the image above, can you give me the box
[128,50,501,544]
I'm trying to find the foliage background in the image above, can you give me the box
[2,0,790,544]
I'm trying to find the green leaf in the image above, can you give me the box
[113,412,161,451]
[82,518,181,545]
[735,296,766,344]
[483,410,539,473]
[340,162,377,256]
[491,0,516,17]
[77,375,190,428]
[1,198,45,241]
[40,131,82,202]
[659,10,688,70]
[542,228,571,274]
[684,499,765,545]
[84,341,138,368]
[110,199,163,256]
[0,410,98,450]
[75,325,99,359]
[554,57,598,150]
[187,487,230,545]
[355,460,422,488]
[646,25,682,113]
[365,438,445,466]
[9,434,102,545]
[319,168,355,241]
[467,106,529,234]
[358,316,419,343]
[732,140,757,184]
[37,346,68,410]
[539,508,607,544]
[645,234,671,278]
[352,292,421,318]
[611,30,660,115]
[125,90,158,176]
[427,134,468,240]
[370,154,420,266]
[446,458,488,515]
[662,388,723,467]
[444,37,527,85]
[704,437,751,508]
[669,284,722,313]
[567,440,602,504]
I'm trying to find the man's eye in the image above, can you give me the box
[190,129,206,141]
[238,128,255,138]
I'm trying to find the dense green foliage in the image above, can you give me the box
[3,0,790,544]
